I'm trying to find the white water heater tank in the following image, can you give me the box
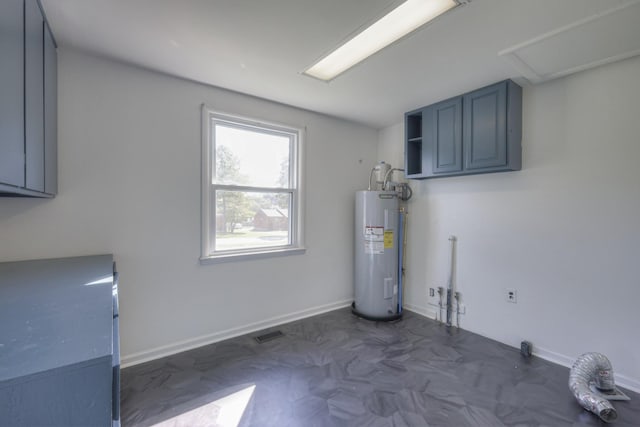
[353,190,400,320]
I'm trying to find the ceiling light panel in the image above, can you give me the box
[304,0,459,81]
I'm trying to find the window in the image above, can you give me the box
[201,106,304,262]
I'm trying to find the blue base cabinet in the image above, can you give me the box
[405,80,522,179]
[0,255,120,426]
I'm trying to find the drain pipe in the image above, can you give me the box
[397,209,405,314]
[437,287,444,323]
[569,352,618,423]
[454,291,461,328]
[445,236,456,327]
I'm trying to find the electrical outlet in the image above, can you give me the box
[506,288,517,303]
[429,288,435,297]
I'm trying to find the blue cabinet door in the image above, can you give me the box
[428,96,463,174]
[44,23,58,195]
[25,0,45,192]
[463,81,507,170]
[0,0,25,188]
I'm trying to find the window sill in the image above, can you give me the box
[200,247,306,265]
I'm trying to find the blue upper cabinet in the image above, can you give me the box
[0,0,57,197]
[405,79,522,179]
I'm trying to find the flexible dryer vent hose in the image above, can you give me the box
[568,352,618,423]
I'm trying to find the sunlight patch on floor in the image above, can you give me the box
[152,385,256,427]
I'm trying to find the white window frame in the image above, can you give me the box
[200,105,305,263]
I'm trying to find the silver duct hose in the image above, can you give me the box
[568,352,618,423]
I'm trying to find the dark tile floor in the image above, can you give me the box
[121,308,640,426]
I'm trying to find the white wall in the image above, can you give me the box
[379,56,640,390]
[0,49,378,364]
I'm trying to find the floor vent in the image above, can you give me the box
[254,330,284,343]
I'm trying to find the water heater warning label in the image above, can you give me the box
[364,226,384,254]
[364,226,383,239]
[384,230,394,249]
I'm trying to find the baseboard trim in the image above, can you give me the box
[532,345,640,393]
[121,299,353,368]
[530,345,575,369]
[403,303,437,321]
[613,372,640,394]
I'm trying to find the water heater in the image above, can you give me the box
[353,190,401,321]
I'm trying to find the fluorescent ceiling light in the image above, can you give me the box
[304,0,459,81]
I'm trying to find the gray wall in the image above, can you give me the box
[0,49,378,365]
[379,56,640,391]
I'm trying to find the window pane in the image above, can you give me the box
[214,190,292,252]
[214,124,290,188]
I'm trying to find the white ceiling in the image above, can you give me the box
[41,0,639,128]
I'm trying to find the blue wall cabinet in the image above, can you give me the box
[404,80,522,179]
[0,0,57,197]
